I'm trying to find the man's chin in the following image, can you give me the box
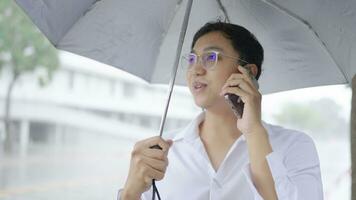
[195,97,230,111]
[194,99,208,109]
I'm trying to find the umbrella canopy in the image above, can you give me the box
[15,0,356,94]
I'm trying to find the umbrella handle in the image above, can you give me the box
[150,145,162,200]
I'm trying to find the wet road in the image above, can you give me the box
[0,135,134,200]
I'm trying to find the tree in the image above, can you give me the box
[0,0,59,151]
[273,97,348,139]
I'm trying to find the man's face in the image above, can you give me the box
[186,31,241,110]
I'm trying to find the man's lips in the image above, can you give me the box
[192,81,208,90]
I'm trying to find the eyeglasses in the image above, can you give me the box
[181,51,249,71]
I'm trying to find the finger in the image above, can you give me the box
[142,148,169,160]
[238,65,256,87]
[237,65,249,76]
[222,79,255,94]
[227,73,244,82]
[142,163,165,181]
[142,155,168,173]
[141,136,172,152]
[224,72,255,91]
[222,74,244,89]
[221,87,250,102]
[140,164,164,184]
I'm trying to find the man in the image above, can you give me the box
[118,21,323,200]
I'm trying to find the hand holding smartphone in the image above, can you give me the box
[224,65,259,118]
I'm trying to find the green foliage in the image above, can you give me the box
[0,0,58,79]
[273,98,349,138]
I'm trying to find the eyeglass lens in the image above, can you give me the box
[185,52,218,70]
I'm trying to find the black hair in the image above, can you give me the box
[191,21,264,80]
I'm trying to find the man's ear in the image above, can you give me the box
[245,64,258,78]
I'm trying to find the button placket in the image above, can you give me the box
[209,175,223,200]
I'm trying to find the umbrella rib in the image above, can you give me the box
[262,0,349,83]
[216,0,231,23]
[163,0,185,37]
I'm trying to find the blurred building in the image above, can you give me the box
[0,51,199,153]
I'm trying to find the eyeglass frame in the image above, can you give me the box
[182,50,249,71]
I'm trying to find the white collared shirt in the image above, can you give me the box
[118,112,323,200]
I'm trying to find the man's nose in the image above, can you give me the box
[191,59,206,74]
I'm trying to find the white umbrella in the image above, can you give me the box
[14,0,356,197]
[15,0,356,131]
[14,0,356,92]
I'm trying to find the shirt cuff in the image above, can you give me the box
[117,189,123,200]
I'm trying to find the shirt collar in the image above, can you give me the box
[172,112,205,142]
[172,112,248,143]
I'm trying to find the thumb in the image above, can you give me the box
[166,139,173,147]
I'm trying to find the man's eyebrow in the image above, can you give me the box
[203,46,225,52]
[191,46,225,53]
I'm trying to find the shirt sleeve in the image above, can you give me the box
[242,136,324,200]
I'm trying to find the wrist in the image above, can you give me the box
[121,188,141,200]
[244,124,267,140]
[244,125,273,155]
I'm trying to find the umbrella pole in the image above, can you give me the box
[157,0,193,137]
[352,75,356,200]
[150,1,193,199]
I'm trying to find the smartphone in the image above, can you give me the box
[224,65,259,118]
